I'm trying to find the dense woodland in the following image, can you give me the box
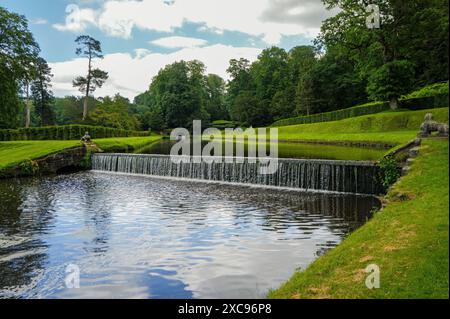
[1,0,448,131]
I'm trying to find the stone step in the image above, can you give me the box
[402,166,411,176]
[409,147,420,158]
[406,158,415,165]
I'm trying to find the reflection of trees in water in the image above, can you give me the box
[0,178,56,296]
[199,183,379,236]
[78,175,112,255]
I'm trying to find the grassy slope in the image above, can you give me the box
[93,136,162,152]
[0,140,81,170]
[269,139,449,299]
[276,108,449,145]
[0,136,162,170]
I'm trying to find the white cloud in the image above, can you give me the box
[134,48,152,59]
[53,5,97,32]
[50,44,262,100]
[150,36,208,49]
[55,0,335,44]
[32,18,48,25]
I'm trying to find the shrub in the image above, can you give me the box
[379,156,401,188]
[0,125,149,141]
[403,81,449,99]
[272,102,390,127]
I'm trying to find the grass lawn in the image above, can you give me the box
[0,136,162,171]
[0,140,82,170]
[269,138,449,299]
[275,108,449,146]
[93,136,162,153]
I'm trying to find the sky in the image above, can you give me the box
[1,0,337,100]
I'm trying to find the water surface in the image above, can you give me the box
[137,140,387,161]
[0,172,380,299]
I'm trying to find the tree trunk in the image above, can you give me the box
[389,98,399,110]
[25,101,31,128]
[25,82,31,128]
[82,96,89,121]
[83,53,92,121]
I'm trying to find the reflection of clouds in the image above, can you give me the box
[0,173,377,298]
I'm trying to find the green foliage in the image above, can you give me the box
[19,159,38,175]
[73,35,109,120]
[367,60,415,105]
[403,81,449,99]
[0,125,149,141]
[272,101,390,127]
[0,6,39,128]
[139,60,215,130]
[89,94,140,130]
[379,156,401,188]
[31,57,54,126]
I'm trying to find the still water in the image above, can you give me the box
[136,140,387,161]
[0,172,380,299]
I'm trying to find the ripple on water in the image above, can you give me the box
[0,171,380,299]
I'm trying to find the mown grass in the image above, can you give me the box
[275,108,449,146]
[0,136,162,171]
[0,140,82,170]
[93,136,162,153]
[269,139,449,299]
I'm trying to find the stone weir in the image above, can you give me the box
[92,153,384,195]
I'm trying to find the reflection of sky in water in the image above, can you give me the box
[0,172,379,299]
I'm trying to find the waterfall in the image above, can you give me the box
[91,154,384,195]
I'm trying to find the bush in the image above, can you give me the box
[403,81,449,99]
[379,156,401,188]
[271,93,449,127]
[399,94,449,111]
[272,102,390,127]
[0,125,149,141]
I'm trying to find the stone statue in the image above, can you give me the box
[81,132,91,143]
[418,113,449,138]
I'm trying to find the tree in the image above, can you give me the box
[319,0,448,99]
[251,47,289,124]
[226,58,253,116]
[288,46,317,116]
[205,74,228,121]
[89,94,140,130]
[31,57,54,126]
[72,35,109,121]
[367,60,415,109]
[0,7,39,128]
[148,60,210,129]
[230,91,263,126]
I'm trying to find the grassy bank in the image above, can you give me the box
[93,136,162,153]
[269,139,449,299]
[0,140,81,170]
[0,136,162,172]
[275,108,448,146]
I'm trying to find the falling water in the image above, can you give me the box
[91,154,384,195]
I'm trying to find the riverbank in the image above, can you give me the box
[275,108,448,146]
[0,136,162,177]
[269,138,449,299]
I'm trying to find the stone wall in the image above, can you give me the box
[0,147,87,179]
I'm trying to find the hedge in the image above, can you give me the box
[0,125,149,141]
[399,94,449,111]
[272,102,390,127]
[271,93,449,127]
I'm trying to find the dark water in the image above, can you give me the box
[0,172,380,299]
[137,140,387,161]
